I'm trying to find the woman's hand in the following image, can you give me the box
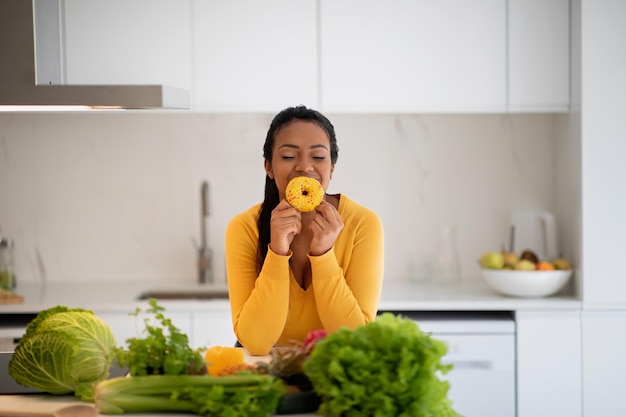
[309,200,344,256]
[269,199,302,256]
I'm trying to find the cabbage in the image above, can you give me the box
[8,306,116,401]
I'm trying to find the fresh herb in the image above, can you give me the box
[114,298,205,376]
[302,313,461,417]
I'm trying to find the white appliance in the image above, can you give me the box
[401,311,516,417]
[510,209,558,261]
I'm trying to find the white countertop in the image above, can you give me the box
[0,279,581,314]
[0,394,316,417]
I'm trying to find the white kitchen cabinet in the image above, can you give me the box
[319,0,507,113]
[63,0,191,90]
[575,0,626,412]
[582,311,626,417]
[508,0,569,112]
[96,311,193,348]
[191,310,236,349]
[60,0,569,113]
[192,0,318,112]
[516,310,581,417]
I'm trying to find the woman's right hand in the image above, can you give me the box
[269,199,302,255]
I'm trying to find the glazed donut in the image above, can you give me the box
[285,176,324,212]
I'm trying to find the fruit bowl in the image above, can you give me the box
[481,268,573,298]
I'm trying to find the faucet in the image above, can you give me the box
[198,180,213,284]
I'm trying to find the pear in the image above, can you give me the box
[502,251,519,269]
[515,259,536,271]
[480,252,505,269]
[553,257,571,270]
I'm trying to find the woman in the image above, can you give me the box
[225,105,384,356]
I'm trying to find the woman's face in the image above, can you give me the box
[265,120,335,200]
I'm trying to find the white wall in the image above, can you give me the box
[0,112,562,286]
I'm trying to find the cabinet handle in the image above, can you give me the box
[445,360,492,370]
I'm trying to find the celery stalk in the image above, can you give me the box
[95,374,285,417]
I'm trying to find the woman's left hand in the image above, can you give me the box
[308,200,344,256]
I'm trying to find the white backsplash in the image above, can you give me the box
[0,112,559,285]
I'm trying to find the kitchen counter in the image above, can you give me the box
[0,280,581,314]
[0,281,581,417]
[0,394,316,417]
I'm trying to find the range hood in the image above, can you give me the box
[0,0,189,110]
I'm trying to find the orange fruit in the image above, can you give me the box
[204,346,245,376]
[536,261,555,271]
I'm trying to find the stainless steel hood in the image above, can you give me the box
[0,0,190,109]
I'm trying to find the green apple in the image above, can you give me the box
[480,252,505,269]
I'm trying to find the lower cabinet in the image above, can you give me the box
[96,307,236,351]
[516,310,582,417]
[582,310,626,417]
[96,310,193,348]
[191,311,237,349]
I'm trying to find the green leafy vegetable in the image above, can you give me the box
[97,299,285,417]
[114,298,205,376]
[8,305,116,401]
[95,374,285,417]
[302,313,461,417]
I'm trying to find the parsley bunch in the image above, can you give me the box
[114,298,205,376]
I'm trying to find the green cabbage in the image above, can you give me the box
[302,313,461,417]
[8,306,116,401]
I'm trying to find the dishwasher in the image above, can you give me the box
[384,311,516,417]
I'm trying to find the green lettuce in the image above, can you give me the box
[8,306,116,401]
[302,313,461,417]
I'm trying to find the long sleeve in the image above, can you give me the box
[310,200,384,331]
[224,205,291,355]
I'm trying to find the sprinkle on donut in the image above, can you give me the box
[285,176,324,212]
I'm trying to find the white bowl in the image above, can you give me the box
[481,268,573,298]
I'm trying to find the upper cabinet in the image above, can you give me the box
[62,0,569,113]
[508,0,570,112]
[63,0,192,90]
[192,1,318,112]
[319,0,506,113]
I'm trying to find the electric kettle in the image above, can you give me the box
[510,210,558,261]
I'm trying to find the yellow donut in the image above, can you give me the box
[285,176,324,212]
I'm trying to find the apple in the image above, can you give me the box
[515,259,536,271]
[480,252,505,269]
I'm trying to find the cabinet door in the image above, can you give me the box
[508,0,569,112]
[63,0,191,89]
[191,310,236,349]
[320,0,506,113]
[96,311,193,348]
[516,311,581,417]
[192,0,318,112]
[582,311,626,417]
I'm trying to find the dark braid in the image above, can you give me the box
[256,105,339,272]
